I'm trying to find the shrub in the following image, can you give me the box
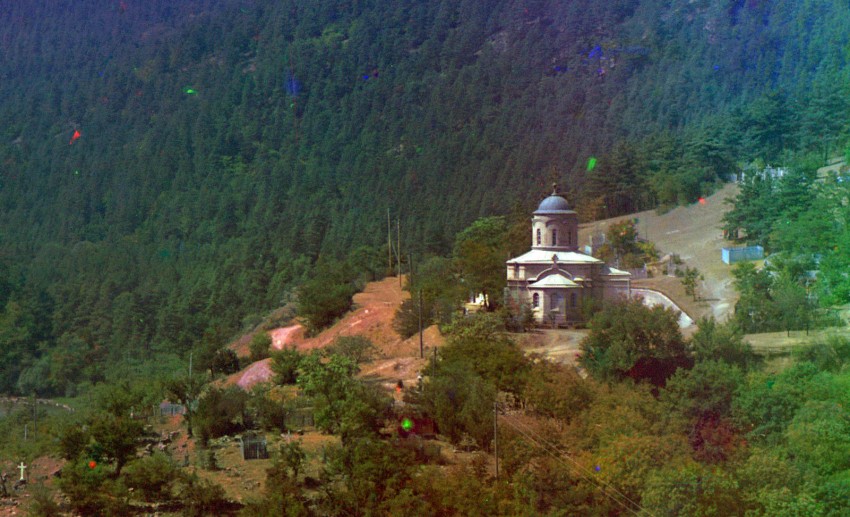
[249,333,273,363]
[297,276,356,334]
[271,347,302,385]
[27,483,62,517]
[57,457,129,516]
[211,348,240,376]
[194,387,250,445]
[177,473,231,517]
[58,422,90,460]
[123,453,180,501]
[325,335,378,364]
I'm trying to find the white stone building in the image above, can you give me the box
[506,189,631,326]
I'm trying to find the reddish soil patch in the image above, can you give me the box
[228,332,255,358]
[295,275,410,352]
[270,325,301,350]
[382,324,445,359]
[220,358,273,389]
[0,456,65,517]
[225,276,417,389]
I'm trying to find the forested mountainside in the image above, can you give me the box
[2,0,850,394]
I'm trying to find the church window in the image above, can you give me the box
[551,293,561,309]
[571,292,577,307]
[536,229,541,245]
[552,229,558,246]
[567,231,572,245]
[532,293,539,308]
[513,264,519,279]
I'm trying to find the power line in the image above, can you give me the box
[499,413,651,517]
[503,413,646,512]
[499,415,643,516]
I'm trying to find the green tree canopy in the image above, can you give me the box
[580,298,691,386]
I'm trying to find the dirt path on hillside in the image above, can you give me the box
[579,183,740,322]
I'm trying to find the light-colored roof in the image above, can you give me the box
[507,249,602,265]
[529,273,580,288]
[602,266,631,276]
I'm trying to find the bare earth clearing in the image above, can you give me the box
[226,276,443,391]
[579,182,741,324]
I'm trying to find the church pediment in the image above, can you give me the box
[529,272,580,288]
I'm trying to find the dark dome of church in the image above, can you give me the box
[535,194,572,213]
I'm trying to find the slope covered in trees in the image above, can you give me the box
[2,0,850,394]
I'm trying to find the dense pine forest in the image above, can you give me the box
[3,0,850,395]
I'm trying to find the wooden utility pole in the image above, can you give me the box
[418,290,424,359]
[494,402,499,482]
[388,209,392,273]
[397,217,401,287]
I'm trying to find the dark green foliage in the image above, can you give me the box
[246,387,289,432]
[393,297,429,339]
[56,456,130,516]
[249,332,272,363]
[164,374,208,438]
[324,335,378,364]
[419,313,529,448]
[731,262,780,333]
[26,483,62,517]
[395,256,466,337]
[239,440,310,515]
[524,360,595,421]
[794,336,850,373]
[681,266,703,301]
[690,317,759,371]
[438,317,530,400]
[89,412,144,476]
[733,362,820,445]
[194,386,250,445]
[58,422,90,460]
[318,437,417,515]
[663,361,745,463]
[195,341,231,377]
[270,347,302,385]
[452,216,526,310]
[296,352,358,434]
[297,266,358,334]
[580,298,691,386]
[177,473,233,517]
[297,352,389,441]
[210,348,241,376]
[122,453,180,502]
[596,219,658,268]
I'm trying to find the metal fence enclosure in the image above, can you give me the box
[722,246,764,264]
[239,432,269,460]
[158,402,186,416]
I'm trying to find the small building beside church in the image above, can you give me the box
[505,188,631,326]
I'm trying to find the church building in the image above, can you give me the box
[506,188,631,326]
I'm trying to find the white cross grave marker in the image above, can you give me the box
[17,462,26,481]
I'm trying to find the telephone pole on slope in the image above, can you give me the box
[418,289,424,359]
[494,402,499,482]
